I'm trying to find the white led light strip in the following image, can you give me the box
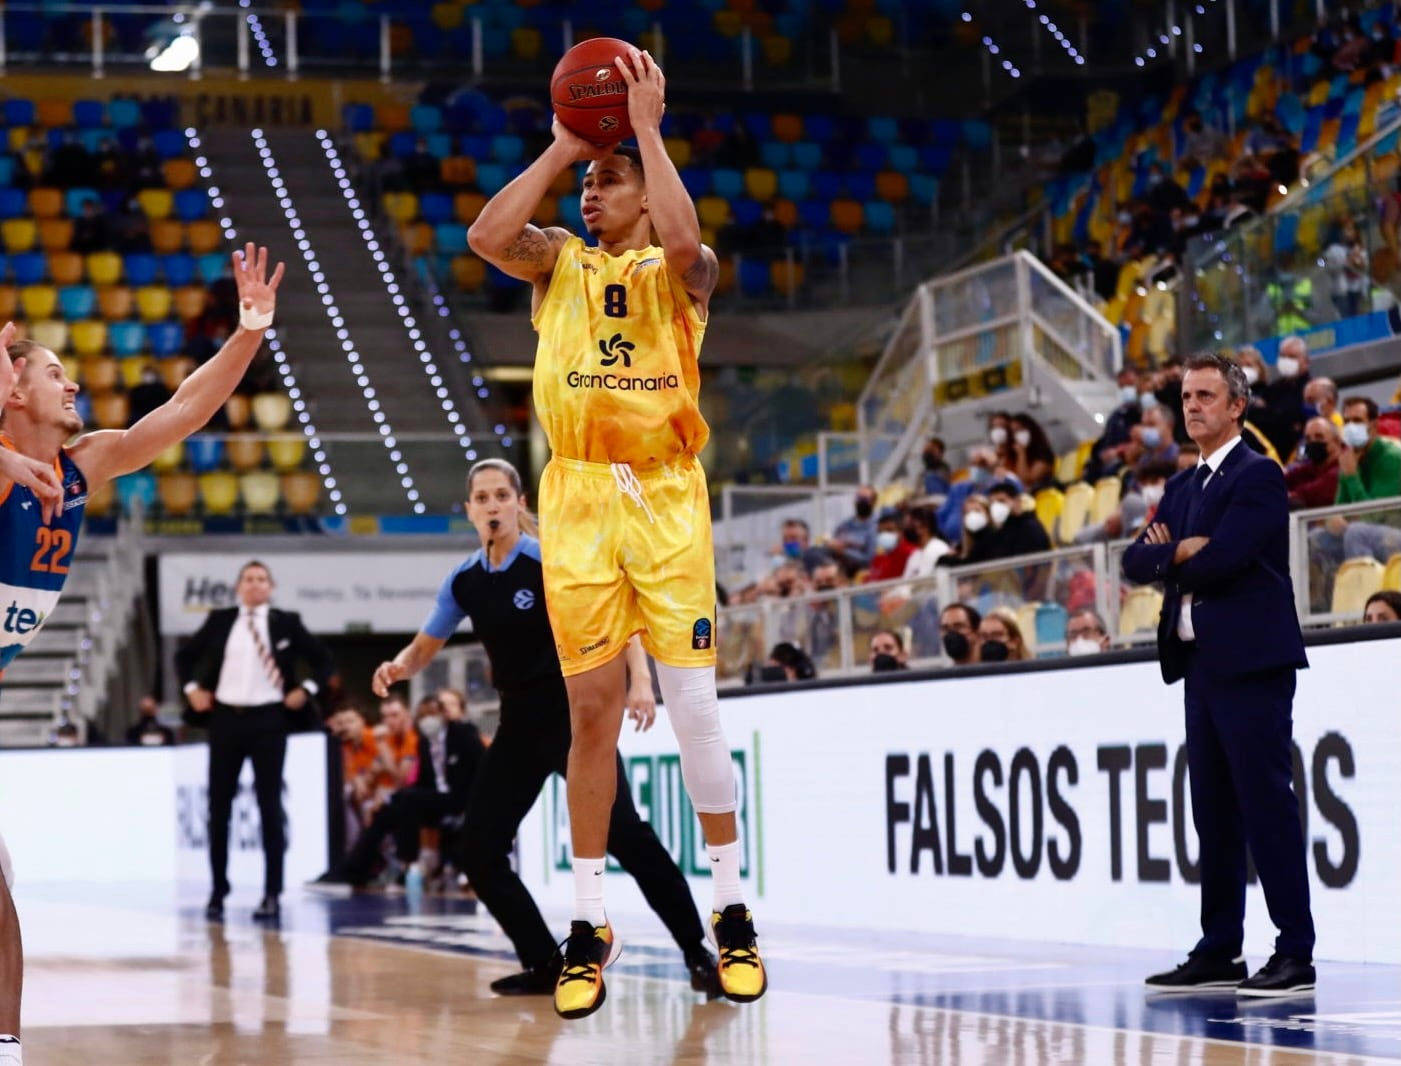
[238,0,279,68]
[961,13,1021,79]
[424,275,515,451]
[1021,0,1085,66]
[251,127,425,514]
[186,127,347,517]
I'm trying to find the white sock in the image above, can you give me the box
[0,1034,21,1066]
[572,856,607,926]
[707,840,744,911]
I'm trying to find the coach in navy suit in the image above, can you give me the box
[1122,352,1315,997]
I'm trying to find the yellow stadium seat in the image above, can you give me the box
[697,196,730,228]
[1119,586,1164,636]
[1091,477,1121,524]
[136,188,173,220]
[664,137,692,167]
[20,286,58,319]
[80,356,119,393]
[198,471,240,516]
[761,34,791,65]
[240,470,281,514]
[830,199,863,234]
[83,477,116,517]
[511,26,541,59]
[1,218,37,252]
[187,221,222,254]
[48,252,83,286]
[136,286,172,322]
[1058,481,1093,543]
[354,132,386,163]
[224,393,251,430]
[151,440,184,473]
[157,472,199,516]
[60,355,79,382]
[36,100,72,127]
[87,252,123,286]
[226,433,266,472]
[769,259,804,296]
[454,191,487,224]
[160,356,195,391]
[548,169,576,196]
[28,188,63,220]
[771,114,803,143]
[150,220,185,254]
[96,285,133,319]
[431,1,463,29]
[1383,553,1401,591]
[92,391,129,429]
[267,437,306,472]
[7,128,28,153]
[38,218,73,252]
[453,255,486,292]
[70,320,107,356]
[1034,487,1064,543]
[173,285,207,321]
[744,167,777,201]
[0,287,16,319]
[875,171,909,203]
[162,158,199,191]
[281,471,321,515]
[251,392,291,431]
[1331,557,1384,616]
[29,320,68,353]
[119,356,155,388]
[383,192,419,224]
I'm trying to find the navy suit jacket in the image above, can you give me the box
[1121,439,1307,684]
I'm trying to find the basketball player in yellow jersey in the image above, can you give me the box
[469,47,765,1020]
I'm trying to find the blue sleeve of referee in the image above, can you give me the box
[422,566,468,640]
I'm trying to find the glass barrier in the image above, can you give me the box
[715,485,858,590]
[717,602,766,687]
[1294,497,1401,626]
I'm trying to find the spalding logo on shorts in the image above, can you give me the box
[513,588,535,611]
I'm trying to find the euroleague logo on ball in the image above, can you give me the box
[599,116,620,133]
[594,67,613,80]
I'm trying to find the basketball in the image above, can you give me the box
[551,37,635,146]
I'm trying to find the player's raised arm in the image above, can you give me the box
[69,243,283,489]
[615,48,717,305]
[467,123,601,286]
[0,322,64,521]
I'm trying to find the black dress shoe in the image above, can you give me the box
[685,945,723,1000]
[252,896,281,922]
[489,952,562,996]
[1237,953,1315,997]
[205,890,227,922]
[1145,954,1247,992]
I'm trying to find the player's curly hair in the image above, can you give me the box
[466,458,539,537]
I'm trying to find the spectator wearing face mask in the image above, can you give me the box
[918,436,952,495]
[1364,590,1401,623]
[1007,413,1057,492]
[864,507,914,582]
[825,486,880,573]
[1285,417,1342,510]
[869,629,909,672]
[1122,407,1180,490]
[986,411,1014,468]
[937,446,999,544]
[938,603,982,666]
[1258,337,1314,461]
[1066,608,1110,657]
[1084,370,1145,483]
[977,608,1031,663]
[901,508,951,579]
[807,560,847,664]
[760,641,817,682]
[1076,459,1176,543]
[125,696,175,746]
[963,479,1052,565]
[946,494,994,567]
[1312,397,1401,579]
[1303,376,1342,427]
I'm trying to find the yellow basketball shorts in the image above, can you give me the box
[538,454,717,677]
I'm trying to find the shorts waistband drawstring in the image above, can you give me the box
[610,462,657,525]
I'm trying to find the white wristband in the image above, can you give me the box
[240,304,274,330]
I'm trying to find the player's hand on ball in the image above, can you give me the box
[551,117,609,162]
[615,48,665,133]
[625,682,656,733]
[372,660,405,699]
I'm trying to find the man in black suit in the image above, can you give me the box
[176,560,335,923]
[1123,352,1315,998]
[312,697,484,888]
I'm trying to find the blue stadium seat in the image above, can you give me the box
[123,255,159,286]
[490,135,524,164]
[731,198,764,227]
[58,286,96,319]
[108,98,141,128]
[791,142,822,169]
[147,321,184,356]
[888,144,918,173]
[419,193,453,224]
[174,189,208,222]
[73,99,105,127]
[811,172,843,202]
[435,223,468,253]
[64,188,100,218]
[3,99,35,127]
[919,146,952,174]
[867,116,898,144]
[142,100,177,128]
[162,254,197,287]
[777,170,810,200]
[711,169,744,199]
[10,253,47,285]
[460,134,491,160]
[679,168,710,198]
[804,115,834,144]
[759,142,790,170]
[109,321,146,357]
[115,471,158,513]
[389,131,418,157]
[186,436,225,473]
[0,158,12,186]
[411,105,443,134]
[475,163,508,196]
[961,120,992,149]
[738,257,770,297]
[845,172,876,201]
[197,253,227,285]
[558,196,584,230]
[151,130,187,159]
[864,200,895,234]
[742,114,771,140]
[0,189,27,220]
[855,144,886,172]
[798,199,829,230]
[426,133,453,159]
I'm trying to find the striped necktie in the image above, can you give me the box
[245,610,285,691]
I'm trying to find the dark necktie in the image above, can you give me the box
[1185,463,1213,533]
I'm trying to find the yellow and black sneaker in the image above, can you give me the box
[711,904,767,1003]
[553,920,621,1020]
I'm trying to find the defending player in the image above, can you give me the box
[0,244,283,1064]
[468,48,765,1019]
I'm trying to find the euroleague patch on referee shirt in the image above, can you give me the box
[691,618,712,650]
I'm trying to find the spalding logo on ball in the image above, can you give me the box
[551,36,636,146]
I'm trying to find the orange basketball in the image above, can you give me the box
[550,37,635,146]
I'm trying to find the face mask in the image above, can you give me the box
[969,466,993,487]
[989,500,1012,527]
[1139,391,1159,410]
[1118,211,1132,224]
[1013,429,1032,448]
[989,426,1008,446]
[1276,356,1300,378]
[1303,440,1330,465]
[1184,214,1200,227]
[1141,483,1165,507]
[923,452,942,470]
[418,715,444,740]
[1140,426,1162,449]
[872,654,904,673]
[942,631,971,660]
[1243,366,1260,386]
[1147,173,1163,186]
[855,499,875,519]
[140,731,165,746]
[980,639,1009,662]
[782,539,803,559]
[1120,385,1139,404]
[1300,403,1320,421]
[964,510,989,534]
[55,737,77,748]
[1067,637,1103,657]
[876,530,899,553]
[1342,422,1370,449]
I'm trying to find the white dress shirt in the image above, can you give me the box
[215,604,287,707]
[428,730,449,794]
[1177,434,1243,642]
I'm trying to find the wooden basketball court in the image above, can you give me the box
[16,884,1400,1064]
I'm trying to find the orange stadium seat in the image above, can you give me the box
[453,255,485,292]
[36,100,72,127]
[20,286,58,319]
[136,189,173,220]
[136,286,173,321]
[29,320,68,353]
[162,159,198,190]
[150,220,185,254]
[96,284,133,318]
[2,219,37,252]
[377,104,411,133]
[83,478,115,517]
[715,257,735,296]
[761,35,792,65]
[173,285,207,320]
[281,471,320,514]
[70,320,107,356]
[533,197,559,226]
[771,114,803,143]
[830,200,863,234]
[92,391,129,429]
[251,392,292,431]
[48,252,84,286]
[157,472,199,516]
[440,157,474,186]
[875,171,909,203]
[401,222,433,256]
[198,471,240,515]
[80,356,120,393]
[267,437,306,472]
[223,393,251,430]
[226,434,266,472]
[187,221,222,254]
[0,287,16,319]
[548,169,576,196]
[160,356,195,391]
[770,260,804,296]
[773,199,799,228]
[87,252,123,285]
[454,192,487,224]
[240,470,281,514]
[28,188,63,220]
[38,218,73,252]
[59,355,80,383]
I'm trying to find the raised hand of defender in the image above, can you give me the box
[0,322,63,523]
[0,321,21,399]
[616,48,665,134]
[233,242,286,326]
[372,660,406,699]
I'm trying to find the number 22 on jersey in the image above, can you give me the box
[31,526,73,575]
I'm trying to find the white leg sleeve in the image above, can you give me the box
[0,830,12,892]
[654,663,737,815]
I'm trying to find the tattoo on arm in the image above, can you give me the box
[501,229,549,267]
[683,251,719,296]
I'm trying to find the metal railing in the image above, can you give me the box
[717,493,1401,685]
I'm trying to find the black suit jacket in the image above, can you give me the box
[1122,440,1308,684]
[175,606,336,726]
[413,720,484,809]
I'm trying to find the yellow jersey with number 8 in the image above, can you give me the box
[531,236,709,466]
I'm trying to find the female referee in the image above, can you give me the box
[371,459,720,999]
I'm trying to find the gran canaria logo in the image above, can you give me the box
[598,332,635,368]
